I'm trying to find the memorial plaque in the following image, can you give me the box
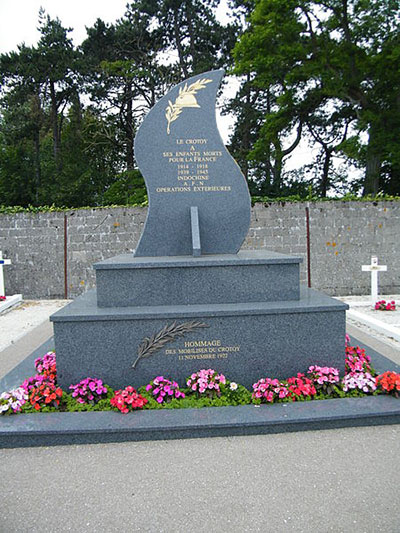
[134,69,251,257]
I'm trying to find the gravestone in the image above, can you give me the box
[51,70,348,389]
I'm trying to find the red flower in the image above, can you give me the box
[376,371,400,396]
[110,386,148,414]
[28,381,63,410]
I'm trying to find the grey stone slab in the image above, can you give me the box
[1,396,400,449]
[50,287,347,390]
[134,69,251,256]
[51,286,347,322]
[94,249,303,268]
[94,250,301,307]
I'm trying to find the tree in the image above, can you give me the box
[232,0,311,196]
[0,2,240,207]
[81,8,169,176]
[136,0,236,77]
[0,10,80,204]
[233,0,400,196]
[36,9,78,172]
[81,1,234,202]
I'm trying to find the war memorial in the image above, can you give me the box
[1,70,399,447]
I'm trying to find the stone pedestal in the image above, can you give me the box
[50,71,348,392]
[51,250,348,389]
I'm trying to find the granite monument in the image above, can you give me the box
[51,70,348,390]
[134,70,250,256]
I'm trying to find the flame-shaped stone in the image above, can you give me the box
[134,69,251,257]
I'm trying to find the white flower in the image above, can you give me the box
[230,382,238,391]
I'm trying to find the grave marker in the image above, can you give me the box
[0,251,22,312]
[362,256,387,306]
[0,251,11,297]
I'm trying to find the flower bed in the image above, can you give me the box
[1,339,399,416]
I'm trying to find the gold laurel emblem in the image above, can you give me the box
[165,78,212,134]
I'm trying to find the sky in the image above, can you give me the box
[0,0,130,53]
[0,0,315,168]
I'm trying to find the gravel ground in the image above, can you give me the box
[337,294,400,352]
[0,300,70,352]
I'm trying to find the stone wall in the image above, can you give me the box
[0,201,399,298]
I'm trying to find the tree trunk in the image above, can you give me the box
[33,128,41,204]
[125,81,134,171]
[364,126,381,196]
[272,142,283,194]
[49,81,62,171]
[320,149,331,197]
[30,93,41,203]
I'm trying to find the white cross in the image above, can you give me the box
[0,251,11,297]
[362,256,387,306]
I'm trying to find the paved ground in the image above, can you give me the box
[1,298,400,533]
[0,299,70,352]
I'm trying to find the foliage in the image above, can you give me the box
[1,2,400,205]
[69,377,109,404]
[0,1,234,208]
[220,381,252,405]
[186,369,226,398]
[27,382,63,411]
[342,372,377,394]
[110,386,148,414]
[376,371,400,397]
[0,387,28,415]
[102,171,147,206]
[144,376,185,404]
[233,0,400,197]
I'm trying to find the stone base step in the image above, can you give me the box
[50,287,348,390]
[93,250,302,307]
